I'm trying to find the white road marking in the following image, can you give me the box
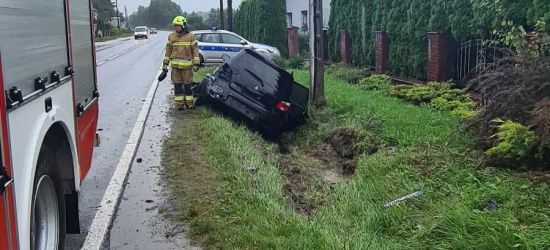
[96,36,159,66]
[81,65,163,250]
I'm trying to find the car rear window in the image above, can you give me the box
[135,27,146,32]
[233,51,290,91]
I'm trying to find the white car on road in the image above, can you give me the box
[134,26,149,39]
[192,28,281,64]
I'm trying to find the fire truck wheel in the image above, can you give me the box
[31,146,67,250]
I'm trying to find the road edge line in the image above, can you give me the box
[81,66,163,250]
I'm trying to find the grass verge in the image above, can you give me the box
[95,34,132,43]
[162,67,550,249]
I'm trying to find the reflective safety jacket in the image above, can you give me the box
[164,31,199,69]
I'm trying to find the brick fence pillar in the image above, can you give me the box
[340,30,351,64]
[375,31,389,74]
[427,31,448,82]
[288,27,299,58]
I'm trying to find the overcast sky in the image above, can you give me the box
[117,0,243,15]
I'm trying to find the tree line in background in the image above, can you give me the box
[233,0,288,56]
[93,0,130,37]
[127,0,230,32]
[128,0,183,29]
[125,0,288,54]
[328,0,550,79]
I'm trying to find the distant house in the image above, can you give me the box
[286,0,331,29]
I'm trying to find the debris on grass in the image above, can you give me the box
[246,165,257,171]
[383,190,424,208]
[487,199,499,211]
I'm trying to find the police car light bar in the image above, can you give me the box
[211,26,219,31]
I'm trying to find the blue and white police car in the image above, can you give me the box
[192,27,281,65]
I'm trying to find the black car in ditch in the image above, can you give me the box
[197,49,308,133]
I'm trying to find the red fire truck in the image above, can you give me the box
[0,0,99,249]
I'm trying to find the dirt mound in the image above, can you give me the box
[325,128,363,158]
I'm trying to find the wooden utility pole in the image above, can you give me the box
[115,0,120,29]
[309,0,325,106]
[219,0,225,29]
[227,0,233,31]
[124,5,128,28]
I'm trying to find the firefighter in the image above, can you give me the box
[163,15,200,109]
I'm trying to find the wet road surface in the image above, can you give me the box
[65,32,175,249]
[109,77,199,249]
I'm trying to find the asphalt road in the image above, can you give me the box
[65,32,169,249]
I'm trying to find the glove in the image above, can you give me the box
[193,64,199,72]
[158,70,168,82]
[162,64,168,72]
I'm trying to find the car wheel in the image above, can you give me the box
[30,146,66,250]
[199,55,204,66]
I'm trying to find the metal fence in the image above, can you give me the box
[455,39,501,82]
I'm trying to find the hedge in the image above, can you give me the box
[234,0,288,56]
[328,0,550,79]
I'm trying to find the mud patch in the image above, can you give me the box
[521,172,550,185]
[277,127,378,217]
[325,128,363,158]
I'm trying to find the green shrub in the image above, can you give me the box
[390,81,476,118]
[325,63,369,84]
[487,119,537,161]
[358,74,391,92]
[273,56,287,68]
[286,55,305,69]
[450,108,477,119]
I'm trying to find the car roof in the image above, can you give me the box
[192,30,236,35]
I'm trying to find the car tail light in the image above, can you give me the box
[276,101,291,112]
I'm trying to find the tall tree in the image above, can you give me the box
[128,0,183,29]
[205,8,229,28]
[183,11,209,31]
[234,0,287,55]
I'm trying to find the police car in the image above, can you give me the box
[192,27,281,65]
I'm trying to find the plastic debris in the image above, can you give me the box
[246,165,257,171]
[383,190,423,208]
[488,199,498,211]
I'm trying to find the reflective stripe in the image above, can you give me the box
[173,41,196,46]
[174,96,184,101]
[193,57,200,62]
[171,59,193,68]
[164,56,170,61]
[172,59,192,63]
[167,40,174,45]
[184,96,194,101]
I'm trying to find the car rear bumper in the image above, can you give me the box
[198,75,307,131]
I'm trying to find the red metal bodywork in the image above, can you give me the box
[0,54,18,249]
[77,101,98,181]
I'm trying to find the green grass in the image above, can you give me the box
[163,69,550,249]
[94,33,132,43]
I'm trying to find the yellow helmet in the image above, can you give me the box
[172,16,187,27]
